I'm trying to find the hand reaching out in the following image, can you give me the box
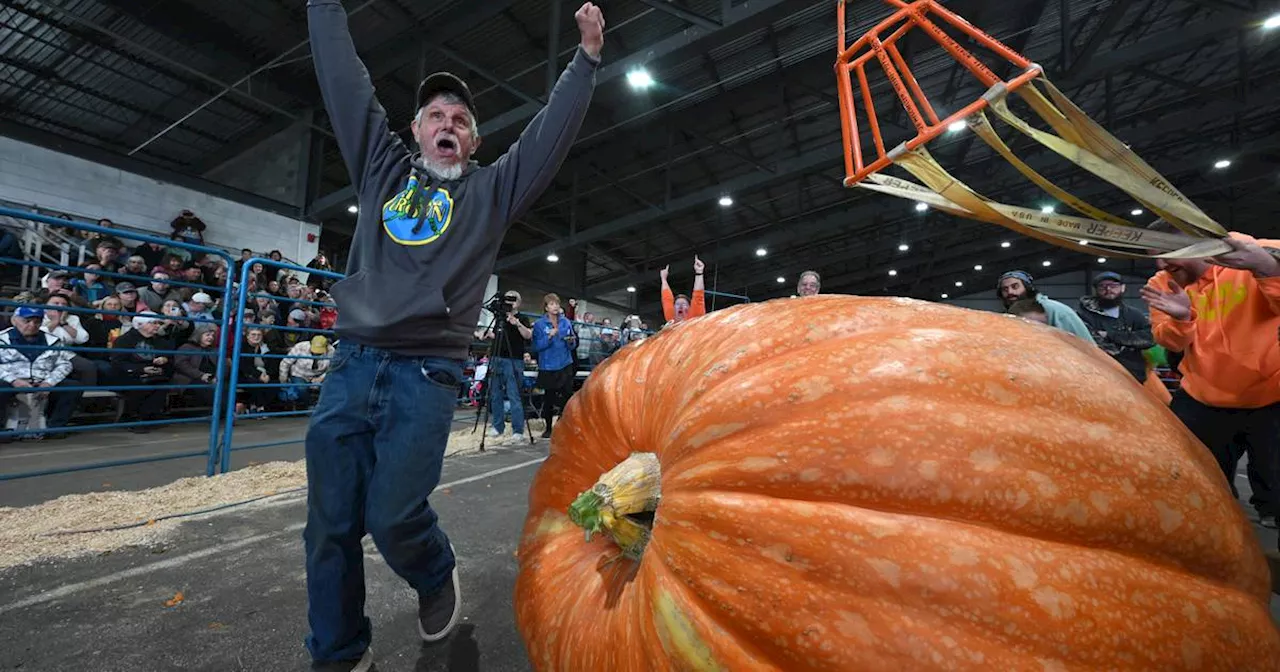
[1209,236,1280,277]
[1140,282,1192,321]
[659,265,670,283]
[693,255,705,274]
[575,3,605,60]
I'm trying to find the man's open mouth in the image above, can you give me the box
[435,137,457,156]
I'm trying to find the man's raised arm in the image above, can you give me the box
[493,3,604,224]
[308,0,406,195]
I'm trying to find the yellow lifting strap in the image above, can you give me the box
[859,69,1231,260]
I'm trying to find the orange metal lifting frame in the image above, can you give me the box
[835,0,1043,186]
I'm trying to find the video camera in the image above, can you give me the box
[484,293,518,317]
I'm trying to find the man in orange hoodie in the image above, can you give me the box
[660,255,706,326]
[1141,232,1280,528]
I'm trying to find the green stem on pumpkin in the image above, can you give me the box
[567,452,662,560]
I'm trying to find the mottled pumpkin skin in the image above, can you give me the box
[514,296,1280,671]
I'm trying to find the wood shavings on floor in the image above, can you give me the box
[0,426,536,570]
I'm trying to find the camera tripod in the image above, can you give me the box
[473,296,536,451]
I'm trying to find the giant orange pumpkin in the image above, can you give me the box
[514,296,1280,671]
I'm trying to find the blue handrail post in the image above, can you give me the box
[204,257,237,477]
[219,257,258,475]
[219,257,344,474]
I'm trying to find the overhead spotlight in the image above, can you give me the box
[1264,13,1280,29]
[347,205,358,214]
[718,195,734,207]
[941,293,949,299]
[755,247,767,257]
[1078,240,1089,246]
[1000,241,1011,248]
[947,120,966,133]
[973,264,983,271]
[1097,257,1107,264]
[626,285,637,293]
[776,276,785,284]
[888,269,898,277]
[626,68,655,90]
[914,202,928,212]
[1042,260,1052,267]
[955,280,964,287]
[898,243,910,252]
[1040,205,1055,214]
[1130,208,1144,216]
[546,252,560,263]
[1213,159,1232,170]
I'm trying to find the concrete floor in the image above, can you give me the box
[1,419,1278,671]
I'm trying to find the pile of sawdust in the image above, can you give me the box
[0,427,530,570]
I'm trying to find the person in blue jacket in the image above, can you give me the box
[303,1,605,670]
[531,293,577,439]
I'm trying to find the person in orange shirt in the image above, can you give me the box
[1140,231,1280,529]
[660,256,706,326]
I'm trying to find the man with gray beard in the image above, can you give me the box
[304,2,605,670]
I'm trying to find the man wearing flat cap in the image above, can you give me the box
[1075,271,1154,381]
[304,1,605,669]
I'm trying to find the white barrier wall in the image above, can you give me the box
[0,136,319,262]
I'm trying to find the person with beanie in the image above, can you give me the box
[996,270,1095,343]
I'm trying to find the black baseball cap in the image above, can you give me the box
[416,72,477,120]
[1093,271,1123,285]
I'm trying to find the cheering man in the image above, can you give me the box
[304,2,604,670]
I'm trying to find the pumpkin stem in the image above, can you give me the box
[567,452,662,560]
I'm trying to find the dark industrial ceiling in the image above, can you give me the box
[2,0,1278,317]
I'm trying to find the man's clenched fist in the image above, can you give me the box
[576,3,605,59]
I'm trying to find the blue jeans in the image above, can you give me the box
[279,375,314,402]
[303,343,461,663]
[487,357,524,434]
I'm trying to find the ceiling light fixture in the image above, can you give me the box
[347,205,358,214]
[915,202,928,212]
[1097,257,1107,264]
[1264,13,1280,29]
[626,285,637,293]
[1040,205,1055,214]
[626,68,655,90]
[776,276,785,284]
[1213,159,1232,169]
[546,252,559,263]
[888,269,898,276]
[947,120,966,133]
[1130,208,1144,216]
[898,243,910,252]
[1042,260,1052,267]
[973,264,983,271]
[718,195,734,207]
[941,293,949,299]
[755,247,767,257]
[1000,241,1011,248]
[955,280,964,287]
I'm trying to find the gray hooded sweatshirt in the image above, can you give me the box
[308,0,598,358]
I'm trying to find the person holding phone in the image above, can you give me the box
[531,293,577,439]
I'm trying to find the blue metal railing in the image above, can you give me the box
[0,214,665,483]
[0,207,236,481]
[220,257,343,474]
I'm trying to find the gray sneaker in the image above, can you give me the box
[417,562,461,642]
[310,648,373,672]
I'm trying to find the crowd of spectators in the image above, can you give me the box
[0,209,340,441]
